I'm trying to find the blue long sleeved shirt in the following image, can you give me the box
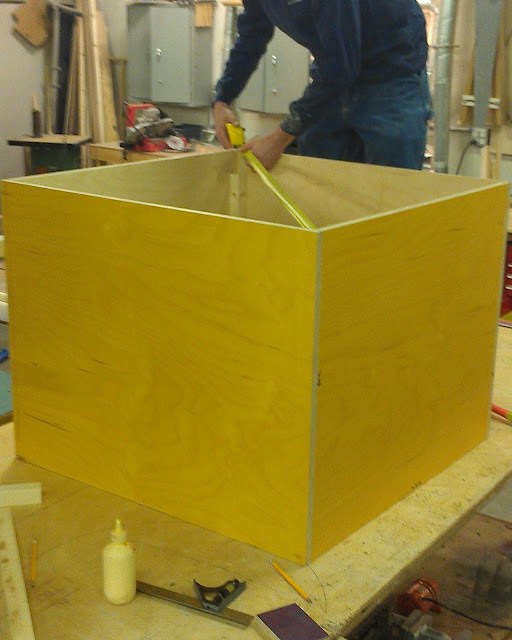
[215,0,428,136]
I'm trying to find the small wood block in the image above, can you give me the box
[252,604,329,640]
[0,483,42,508]
[194,2,214,27]
[12,0,50,47]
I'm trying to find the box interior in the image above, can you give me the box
[7,150,494,230]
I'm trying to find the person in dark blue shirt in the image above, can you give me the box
[213,0,430,171]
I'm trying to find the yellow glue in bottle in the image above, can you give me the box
[103,519,136,604]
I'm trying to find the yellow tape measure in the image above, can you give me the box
[225,124,316,231]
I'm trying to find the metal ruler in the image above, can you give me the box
[136,580,254,627]
[0,507,35,640]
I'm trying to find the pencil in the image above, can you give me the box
[270,560,312,603]
[492,403,512,422]
[30,539,38,585]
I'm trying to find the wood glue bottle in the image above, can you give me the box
[103,519,136,604]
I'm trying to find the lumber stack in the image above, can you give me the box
[63,0,118,142]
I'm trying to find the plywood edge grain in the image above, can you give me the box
[306,233,322,565]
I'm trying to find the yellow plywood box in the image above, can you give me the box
[1,152,508,563]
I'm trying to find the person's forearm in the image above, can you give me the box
[214,0,274,105]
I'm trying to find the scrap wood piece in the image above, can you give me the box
[194,1,215,27]
[97,11,119,142]
[0,508,35,640]
[82,0,105,142]
[64,18,79,134]
[0,483,42,508]
[75,0,90,138]
[12,0,50,47]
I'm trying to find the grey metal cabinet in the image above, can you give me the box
[128,2,212,107]
[239,28,310,114]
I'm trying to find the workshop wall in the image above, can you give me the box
[101,0,282,136]
[0,3,45,185]
[103,0,512,174]
[3,0,512,184]
[448,0,512,180]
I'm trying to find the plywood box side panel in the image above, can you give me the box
[274,155,505,228]
[3,183,318,562]
[310,184,509,560]
[4,152,235,216]
[3,152,305,227]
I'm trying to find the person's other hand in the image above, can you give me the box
[213,102,240,149]
[240,127,295,170]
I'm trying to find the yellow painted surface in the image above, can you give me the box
[2,180,318,563]
[311,184,509,560]
[0,325,511,638]
[1,153,509,563]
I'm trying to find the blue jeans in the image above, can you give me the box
[298,72,431,170]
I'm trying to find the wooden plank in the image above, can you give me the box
[12,0,50,47]
[311,183,509,560]
[194,2,214,27]
[111,57,127,139]
[97,11,118,142]
[64,19,79,135]
[0,508,35,640]
[75,1,90,138]
[82,0,105,142]
[0,483,41,508]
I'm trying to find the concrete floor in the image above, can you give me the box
[480,474,512,521]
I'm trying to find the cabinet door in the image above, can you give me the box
[150,6,192,104]
[238,28,310,114]
[127,5,151,100]
[238,57,265,112]
[264,29,310,114]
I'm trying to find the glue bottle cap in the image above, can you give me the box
[110,518,127,543]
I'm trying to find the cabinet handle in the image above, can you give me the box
[156,48,162,58]
[272,89,278,95]
[271,55,277,66]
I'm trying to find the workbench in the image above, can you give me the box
[7,135,92,173]
[89,140,220,165]
[1,327,511,639]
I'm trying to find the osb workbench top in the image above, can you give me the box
[1,327,511,639]
[89,140,221,165]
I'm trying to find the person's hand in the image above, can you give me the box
[213,102,240,149]
[240,127,295,170]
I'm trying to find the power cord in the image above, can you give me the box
[423,597,512,631]
[455,140,473,175]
